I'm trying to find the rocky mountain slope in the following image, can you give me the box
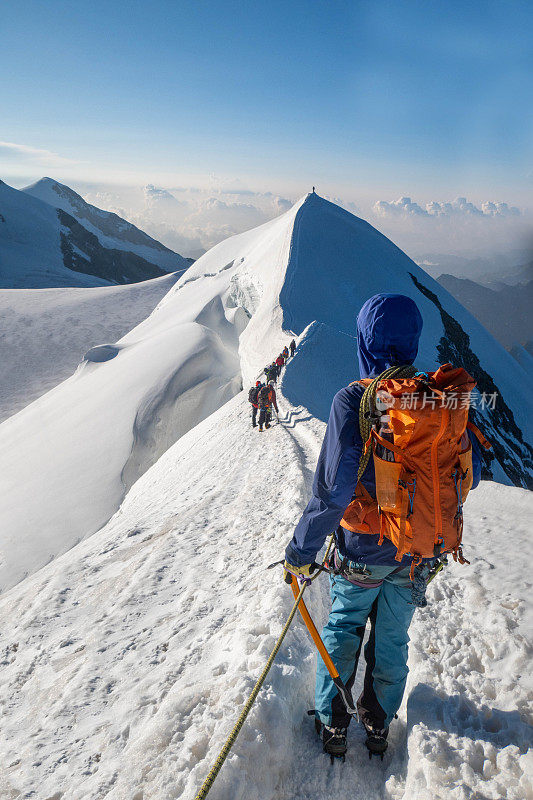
[0,178,188,287]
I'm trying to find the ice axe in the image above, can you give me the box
[267,555,358,720]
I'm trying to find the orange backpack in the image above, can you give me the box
[340,364,491,576]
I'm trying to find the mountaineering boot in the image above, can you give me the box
[361,714,388,760]
[258,425,263,432]
[314,718,347,763]
[265,423,270,429]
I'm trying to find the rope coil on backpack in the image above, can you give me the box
[356,364,417,482]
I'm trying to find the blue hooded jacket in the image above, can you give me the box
[285,293,482,567]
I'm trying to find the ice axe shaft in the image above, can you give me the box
[289,575,357,718]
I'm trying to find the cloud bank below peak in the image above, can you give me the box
[374,195,522,219]
[79,182,530,265]
[83,185,294,258]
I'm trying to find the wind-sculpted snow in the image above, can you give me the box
[84,344,121,362]
[0,272,180,423]
[0,391,530,800]
[121,332,241,492]
[0,200,303,590]
[0,317,238,592]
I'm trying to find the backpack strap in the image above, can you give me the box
[467,421,492,449]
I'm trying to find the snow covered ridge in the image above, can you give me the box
[0,192,532,594]
[279,194,533,487]
[0,178,188,287]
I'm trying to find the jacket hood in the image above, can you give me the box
[356,294,423,378]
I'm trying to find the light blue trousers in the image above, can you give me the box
[315,565,417,728]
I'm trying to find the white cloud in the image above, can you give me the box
[80,182,528,264]
[274,196,292,212]
[0,141,79,167]
[370,194,530,261]
[81,184,296,257]
[142,184,187,207]
[481,201,521,217]
[373,195,523,219]
[373,196,427,217]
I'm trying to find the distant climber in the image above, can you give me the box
[275,354,284,376]
[312,186,316,193]
[265,363,277,383]
[257,380,278,432]
[282,293,487,762]
[282,345,289,361]
[289,339,296,357]
[264,363,274,382]
[248,380,263,428]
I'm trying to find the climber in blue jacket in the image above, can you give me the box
[283,293,482,760]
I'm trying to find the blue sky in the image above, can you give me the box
[2,0,531,204]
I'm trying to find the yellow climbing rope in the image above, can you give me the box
[193,536,334,800]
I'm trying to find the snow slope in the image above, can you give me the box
[0,179,188,287]
[277,197,533,489]
[0,197,302,592]
[0,273,180,423]
[0,193,531,595]
[0,383,530,800]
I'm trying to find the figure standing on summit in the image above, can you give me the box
[283,293,486,761]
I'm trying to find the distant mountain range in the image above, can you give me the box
[437,272,533,350]
[0,178,189,288]
[416,251,531,285]
[476,260,532,289]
